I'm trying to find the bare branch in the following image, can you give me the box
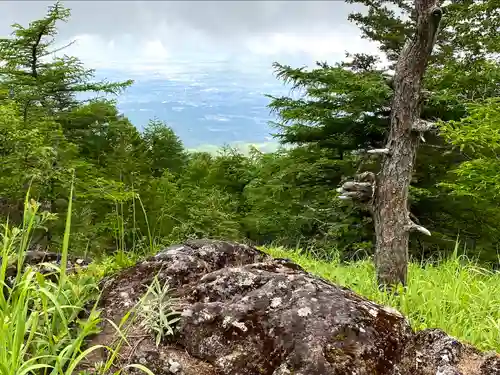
[406,221,431,236]
[338,195,353,200]
[352,148,389,156]
[337,178,374,203]
[357,171,376,184]
[367,148,390,155]
[341,181,372,190]
[412,119,437,132]
[42,40,77,57]
[409,212,421,225]
[339,191,366,199]
[353,148,390,157]
[421,89,434,99]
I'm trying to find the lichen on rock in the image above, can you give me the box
[87,239,499,375]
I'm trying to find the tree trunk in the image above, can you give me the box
[374,0,442,288]
[338,0,443,290]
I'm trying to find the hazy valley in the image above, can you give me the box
[95,61,296,151]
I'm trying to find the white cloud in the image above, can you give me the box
[4,1,386,83]
[58,28,381,82]
[244,29,380,61]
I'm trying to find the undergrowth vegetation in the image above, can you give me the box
[138,276,182,346]
[1,196,498,375]
[0,194,155,375]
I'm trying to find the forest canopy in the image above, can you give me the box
[1,0,499,268]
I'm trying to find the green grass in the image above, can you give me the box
[0,189,153,375]
[2,190,498,375]
[0,192,105,375]
[264,246,500,352]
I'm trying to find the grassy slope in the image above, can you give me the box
[3,192,498,374]
[264,246,500,352]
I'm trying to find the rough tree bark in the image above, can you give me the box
[337,0,442,289]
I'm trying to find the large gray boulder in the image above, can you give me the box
[87,239,499,375]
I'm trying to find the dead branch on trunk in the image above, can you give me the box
[367,148,391,155]
[413,119,437,132]
[405,221,431,236]
[337,0,443,291]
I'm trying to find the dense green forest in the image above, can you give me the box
[1,0,499,268]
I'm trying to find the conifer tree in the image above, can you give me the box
[0,1,137,249]
[269,0,500,288]
[0,1,132,122]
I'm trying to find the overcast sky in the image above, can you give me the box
[2,1,384,80]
